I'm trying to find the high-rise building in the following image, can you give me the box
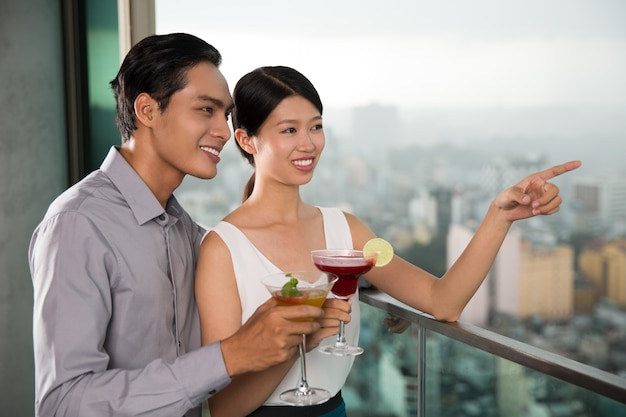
[408,186,452,244]
[516,241,575,320]
[449,224,575,325]
[578,239,626,307]
[572,176,626,236]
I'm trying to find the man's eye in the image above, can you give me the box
[202,107,213,114]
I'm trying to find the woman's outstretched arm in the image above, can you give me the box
[351,160,582,321]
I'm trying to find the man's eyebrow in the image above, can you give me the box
[198,95,234,111]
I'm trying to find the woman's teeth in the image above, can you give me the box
[200,146,219,156]
[293,159,313,166]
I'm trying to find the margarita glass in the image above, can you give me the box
[261,270,337,406]
[310,249,376,356]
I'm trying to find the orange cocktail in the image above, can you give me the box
[273,289,330,307]
[261,270,338,406]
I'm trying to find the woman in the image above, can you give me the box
[195,66,581,417]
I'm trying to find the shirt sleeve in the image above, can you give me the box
[193,220,207,256]
[29,212,230,417]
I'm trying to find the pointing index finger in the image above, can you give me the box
[538,160,582,181]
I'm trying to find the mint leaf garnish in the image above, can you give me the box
[281,274,303,297]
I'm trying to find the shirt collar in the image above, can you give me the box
[100,146,183,225]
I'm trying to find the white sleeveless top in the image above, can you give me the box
[210,206,359,405]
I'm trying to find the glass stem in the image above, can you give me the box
[297,334,311,394]
[336,320,347,345]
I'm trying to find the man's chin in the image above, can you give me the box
[191,169,218,180]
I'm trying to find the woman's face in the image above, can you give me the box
[252,95,325,186]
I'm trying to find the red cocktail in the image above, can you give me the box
[312,252,375,298]
[311,249,377,356]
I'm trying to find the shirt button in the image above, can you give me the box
[209,390,217,395]
[158,214,166,221]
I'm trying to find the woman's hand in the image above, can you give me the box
[493,160,581,222]
[306,298,352,351]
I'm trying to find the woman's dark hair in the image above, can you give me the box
[110,33,222,142]
[232,66,323,201]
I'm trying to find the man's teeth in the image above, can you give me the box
[293,159,313,167]
[200,146,219,156]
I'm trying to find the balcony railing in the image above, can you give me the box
[355,288,626,417]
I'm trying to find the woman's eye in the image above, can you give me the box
[282,127,296,134]
[312,124,323,131]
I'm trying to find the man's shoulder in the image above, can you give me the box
[45,170,119,218]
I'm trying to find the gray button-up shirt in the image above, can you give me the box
[29,147,230,417]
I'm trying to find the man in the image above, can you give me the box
[29,33,324,417]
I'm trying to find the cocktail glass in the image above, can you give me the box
[261,270,338,406]
[311,249,376,356]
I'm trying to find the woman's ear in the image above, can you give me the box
[235,128,257,154]
[134,93,157,127]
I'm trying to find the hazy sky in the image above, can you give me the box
[155,0,626,110]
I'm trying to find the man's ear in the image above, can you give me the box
[235,128,257,154]
[134,93,157,126]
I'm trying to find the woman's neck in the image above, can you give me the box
[244,183,310,225]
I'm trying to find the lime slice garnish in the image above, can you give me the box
[363,238,394,267]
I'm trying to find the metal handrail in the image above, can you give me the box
[359,288,626,405]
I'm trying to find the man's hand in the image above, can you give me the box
[220,298,323,376]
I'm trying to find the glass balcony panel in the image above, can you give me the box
[424,331,626,417]
[352,290,626,417]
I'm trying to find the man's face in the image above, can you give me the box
[150,62,233,181]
